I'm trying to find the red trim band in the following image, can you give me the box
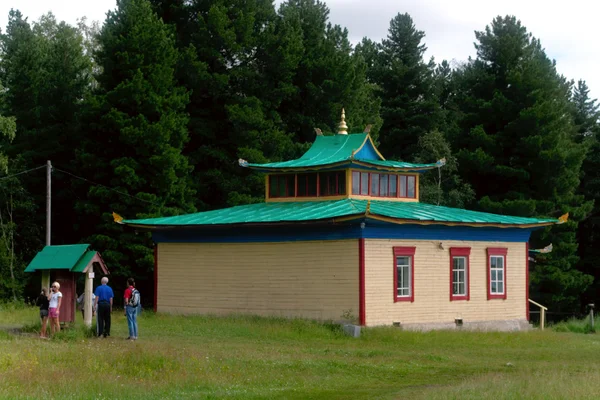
[358,238,366,326]
[526,243,530,320]
[153,244,158,313]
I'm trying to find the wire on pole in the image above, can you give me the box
[53,167,160,206]
[0,165,46,181]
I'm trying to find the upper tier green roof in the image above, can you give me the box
[239,133,443,172]
[121,199,557,229]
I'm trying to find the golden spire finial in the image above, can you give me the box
[338,108,348,135]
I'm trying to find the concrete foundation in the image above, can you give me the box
[395,318,532,332]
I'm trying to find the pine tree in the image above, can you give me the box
[150,0,301,209]
[0,11,92,276]
[451,16,592,311]
[572,80,600,305]
[572,80,600,140]
[277,0,382,143]
[365,13,441,161]
[77,0,194,283]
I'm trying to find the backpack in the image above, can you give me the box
[128,288,140,307]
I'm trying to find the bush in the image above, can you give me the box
[0,299,29,312]
[552,316,596,334]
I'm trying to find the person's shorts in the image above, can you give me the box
[48,307,59,318]
[40,309,48,318]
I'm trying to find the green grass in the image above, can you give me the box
[1,306,599,399]
[551,316,596,334]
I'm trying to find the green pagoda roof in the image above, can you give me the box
[24,244,109,274]
[121,199,559,229]
[239,133,444,172]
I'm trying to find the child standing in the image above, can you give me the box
[36,288,49,338]
[48,282,63,336]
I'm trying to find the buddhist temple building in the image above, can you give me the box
[118,110,563,330]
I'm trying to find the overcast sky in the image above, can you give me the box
[1,0,599,98]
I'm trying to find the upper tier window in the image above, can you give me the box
[269,171,346,198]
[351,171,416,199]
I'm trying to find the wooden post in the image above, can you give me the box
[84,271,93,328]
[46,160,51,246]
[540,307,546,331]
[42,160,51,292]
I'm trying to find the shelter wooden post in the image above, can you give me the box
[84,271,93,328]
[41,270,50,293]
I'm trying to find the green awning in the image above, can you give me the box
[24,244,107,274]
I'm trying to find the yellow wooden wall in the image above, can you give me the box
[364,239,527,326]
[156,241,359,320]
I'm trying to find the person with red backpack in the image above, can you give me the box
[124,277,140,340]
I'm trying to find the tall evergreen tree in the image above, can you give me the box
[77,0,194,285]
[451,16,592,311]
[277,0,382,144]
[363,13,441,161]
[571,80,600,140]
[150,0,300,209]
[0,11,92,247]
[572,80,600,305]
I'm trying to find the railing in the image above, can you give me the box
[529,299,548,330]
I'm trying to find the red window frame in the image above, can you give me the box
[393,246,416,302]
[296,173,318,197]
[351,171,416,199]
[269,174,294,198]
[320,171,346,196]
[487,248,508,300]
[449,247,470,301]
[269,171,346,198]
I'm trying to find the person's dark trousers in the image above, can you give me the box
[97,302,111,337]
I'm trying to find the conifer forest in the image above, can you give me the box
[1,0,599,315]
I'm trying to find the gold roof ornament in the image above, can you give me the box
[314,128,323,136]
[338,108,348,135]
[558,213,569,224]
[363,124,372,133]
[112,212,124,224]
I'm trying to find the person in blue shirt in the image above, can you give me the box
[93,277,114,338]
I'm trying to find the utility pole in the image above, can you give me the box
[41,160,51,291]
[46,160,51,246]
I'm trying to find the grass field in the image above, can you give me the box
[1,303,599,400]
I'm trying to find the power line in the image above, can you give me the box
[0,165,46,181]
[53,167,160,206]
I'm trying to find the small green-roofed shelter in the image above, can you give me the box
[25,244,109,324]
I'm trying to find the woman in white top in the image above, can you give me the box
[48,281,63,335]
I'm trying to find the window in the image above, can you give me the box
[352,171,360,195]
[352,172,407,198]
[487,248,508,300]
[269,171,346,198]
[269,174,295,198]
[399,175,407,197]
[407,176,416,198]
[450,247,470,301]
[319,171,346,196]
[297,173,318,197]
[393,247,416,302]
[352,171,371,195]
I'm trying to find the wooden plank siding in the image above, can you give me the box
[156,241,359,320]
[364,240,527,326]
